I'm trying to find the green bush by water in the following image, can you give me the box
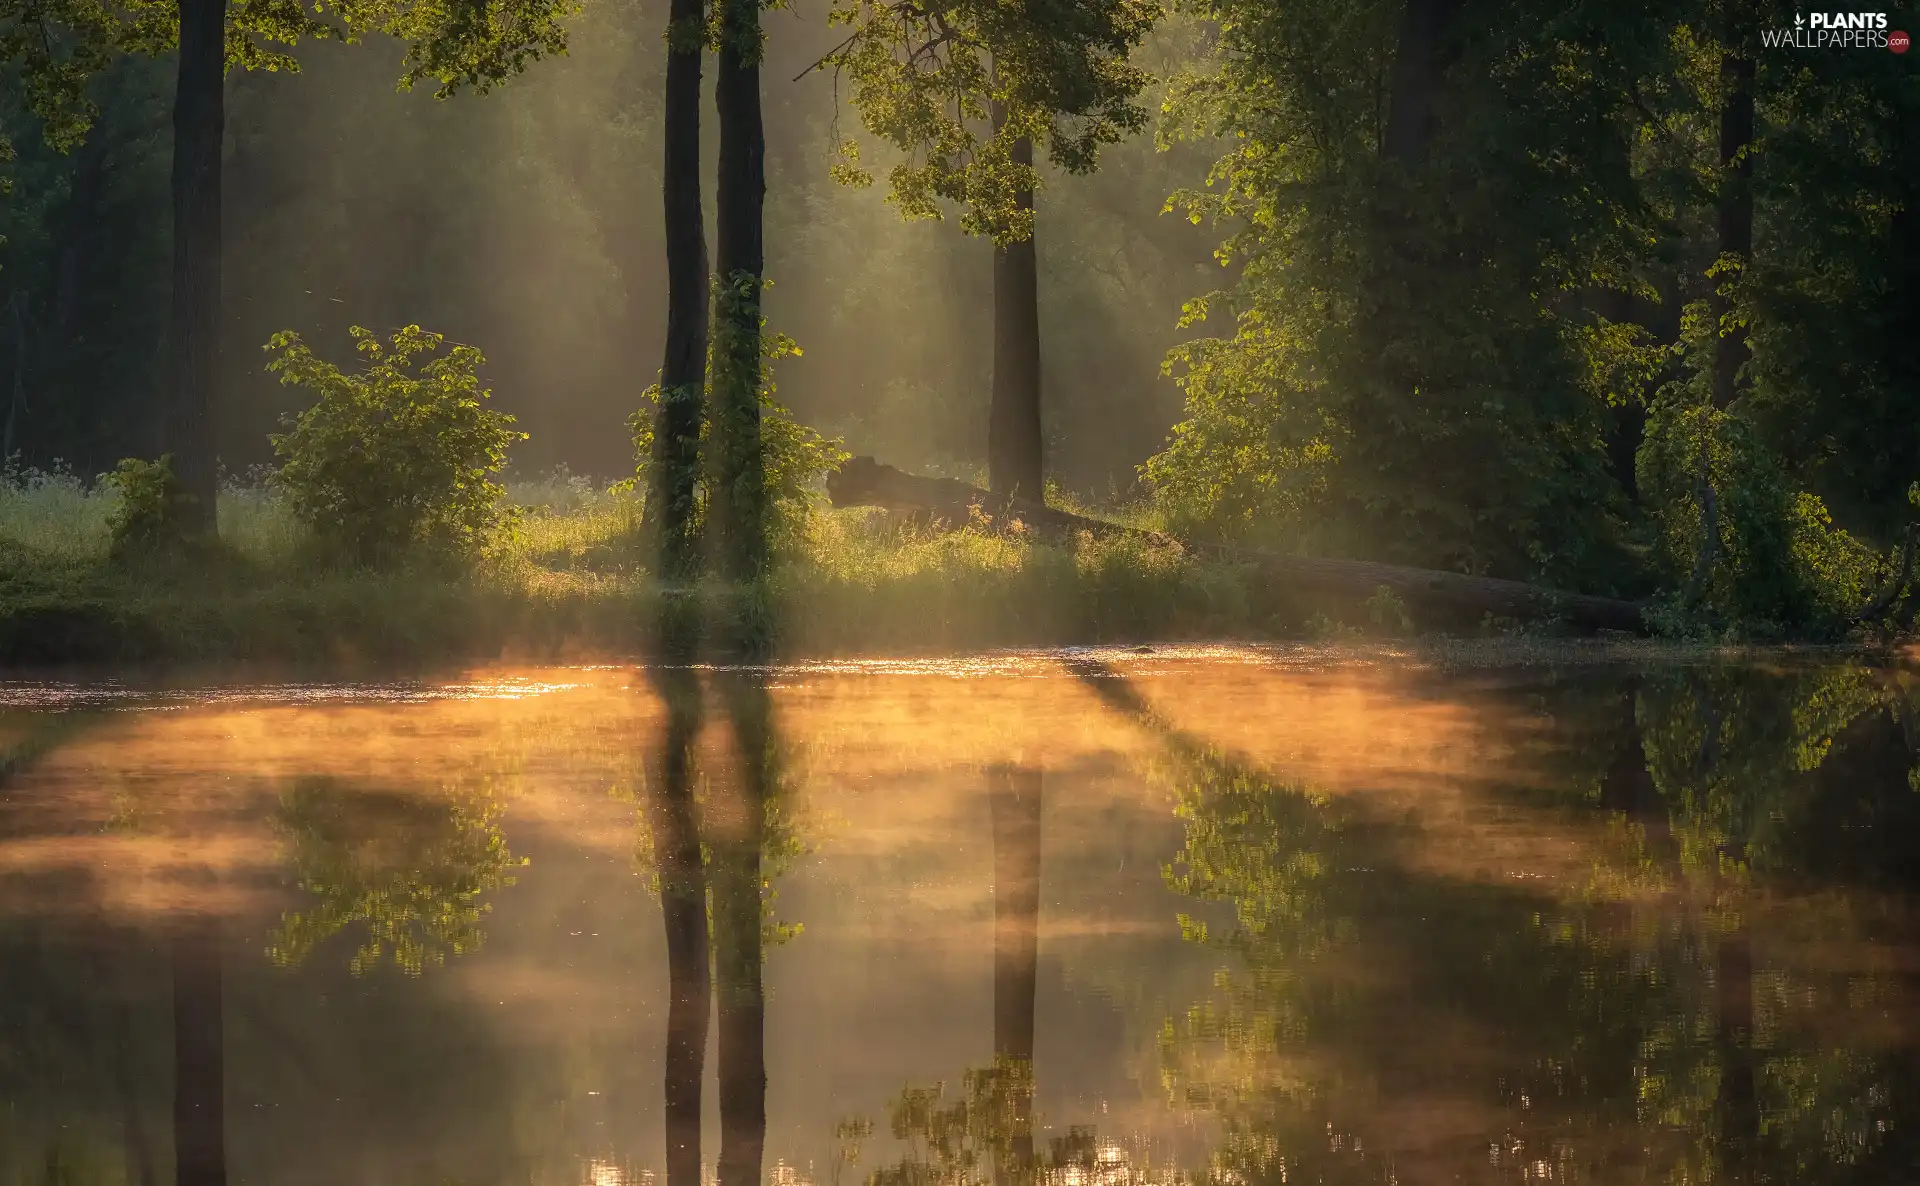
[265,325,526,566]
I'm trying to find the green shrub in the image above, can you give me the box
[265,325,527,566]
[104,455,196,560]
[627,330,848,545]
[1637,389,1881,638]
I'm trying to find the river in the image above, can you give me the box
[1,646,1915,1184]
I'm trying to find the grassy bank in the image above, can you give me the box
[1,469,1311,664]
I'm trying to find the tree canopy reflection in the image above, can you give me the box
[266,774,524,975]
[1090,660,1920,1185]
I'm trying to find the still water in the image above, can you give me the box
[1,647,1916,1185]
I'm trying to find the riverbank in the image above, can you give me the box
[5,473,1905,666]
[1,475,1304,664]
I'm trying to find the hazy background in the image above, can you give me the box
[0,0,1220,494]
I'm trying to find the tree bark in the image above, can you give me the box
[647,659,710,1186]
[651,0,710,579]
[710,0,769,582]
[166,0,226,532]
[827,456,1651,633]
[990,122,1044,502]
[172,916,226,1186]
[5,293,25,462]
[1381,0,1456,162]
[1711,41,1755,410]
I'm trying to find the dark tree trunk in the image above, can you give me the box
[651,0,710,579]
[647,659,711,1186]
[1711,43,1755,410]
[55,135,109,344]
[989,765,1042,1182]
[989,126,1044,502]
[714,672,771,1186]
[172,917,226,1186]
[710,1,769,582]
[5,293,25,462]
[167,0,226,532]
[1381,0,1457,162]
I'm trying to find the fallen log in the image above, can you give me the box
[827,456,1648,634]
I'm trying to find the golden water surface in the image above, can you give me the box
[1,647,1915,1185]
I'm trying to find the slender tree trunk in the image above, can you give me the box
[647,659,710,1186]
[1381,0,1456,162]
[5,293,25,462]
[989,116,1043,502]
[167,0,226,532]
[710,0,768,583]
[714,672,771,1186]
[989,765,1042,1182]
[55,135,108,343]
[1711,42,1755,410]
[172,917,226,1186]
[651,0,710,579]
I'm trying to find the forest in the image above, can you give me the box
[1,0,1918,658]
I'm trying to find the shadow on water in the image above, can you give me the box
[1065,655,1920,1186]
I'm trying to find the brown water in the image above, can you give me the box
[2,647,1916,1185]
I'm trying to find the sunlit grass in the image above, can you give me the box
[0,466,1292,662]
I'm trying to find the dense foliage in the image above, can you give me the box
[1138,0,1917,633]
[266,324,526,565]
[102,452,194,558]
[2,0,1917,638]
[629,328,850,546]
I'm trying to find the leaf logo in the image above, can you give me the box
[1795,11,1805,25]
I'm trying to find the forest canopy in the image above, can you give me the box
[1,0,1917,643]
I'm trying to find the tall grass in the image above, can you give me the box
[0,464,1290,663]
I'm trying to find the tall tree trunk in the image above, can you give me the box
[647,658,710,1186]
[714,671,771,1186]
[167,0,226,533]
[1381,0,1456,162]
[989,765,1042,1182]
[710,0,769,583]
[5,292,25,462]
[989,116,1043,502]
[651,0,710,579]
[55,134,109,343]
[172,916,226,1186]
[1711,41,1755,410]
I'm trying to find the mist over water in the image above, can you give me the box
[3,651,1917,1183]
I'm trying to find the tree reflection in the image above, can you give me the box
[172,915,225,1186]
[632,648,792,1186]
[1078,658,1920,1185]
[644,635,712,1186]
[266,774,523,975]
[989,764,1042,1181]
[858,762,1083,1186]
[713,668,776,1186]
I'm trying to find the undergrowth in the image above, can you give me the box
[0,465,1297,664]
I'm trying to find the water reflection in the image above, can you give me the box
[173,915,226,1186]
[643,655,711,1186]
[0,652,1914,1184]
